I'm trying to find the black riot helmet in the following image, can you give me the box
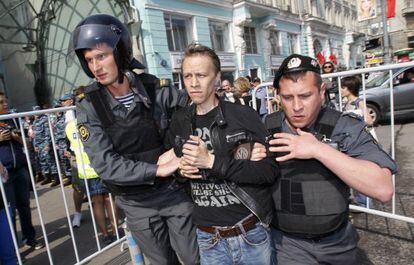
[68,14,145,83]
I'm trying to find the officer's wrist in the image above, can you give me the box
[313,141,333,160]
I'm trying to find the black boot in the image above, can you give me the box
[36,172,44,183]
[40,174,52,185]
[50,174,60,187]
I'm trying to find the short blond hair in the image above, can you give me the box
[234,77,251,96]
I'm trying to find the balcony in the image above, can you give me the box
[403,0,414,17]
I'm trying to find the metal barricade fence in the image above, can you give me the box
[253,60,414,225]
[0,106,127,265]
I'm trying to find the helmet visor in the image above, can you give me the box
[66,24,122,67]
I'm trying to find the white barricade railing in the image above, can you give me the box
[253,61,414,225]
[2,61,414,265]
[0,106,126,265]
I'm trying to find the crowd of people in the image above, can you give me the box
[0,89,121,264]
[0,13,397,265]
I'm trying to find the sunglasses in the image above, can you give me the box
[323,65,333,69]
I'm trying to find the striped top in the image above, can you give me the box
[115,93,134,108]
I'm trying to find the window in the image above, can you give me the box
[313,39,323,56]
[209,21,229,52]
[244,26,258,54]
[164,14,189,51]
[409,36,414,49]
[173,73,184,90]
[287,33,298,54]
[250,68,258,80]
[269,30,281,55]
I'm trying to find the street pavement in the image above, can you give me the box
[13,120,414,265]
[353,119,414,265]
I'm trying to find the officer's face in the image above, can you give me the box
[0,95,9,115]
[182,55,220,109]
[83,43,118,86]
[61,99,73,107]
[279,72,325,129]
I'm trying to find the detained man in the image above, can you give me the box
[165,43,279,265]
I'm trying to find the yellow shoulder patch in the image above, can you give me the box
[76,93,85,101]
[159,78,171,87]
[77,124,90,142]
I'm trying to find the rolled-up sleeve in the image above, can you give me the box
[76,100,158,186]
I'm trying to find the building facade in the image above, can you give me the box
[136,0,362,87]
[0,0,363,109]
[357,0,413,66]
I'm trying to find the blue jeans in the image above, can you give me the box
[5,167,36,242]
[0,208,17,265]
[196,223,272,265]
[355,192,371,207]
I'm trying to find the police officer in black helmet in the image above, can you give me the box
[69,14,198,264]
[264,54,397,264]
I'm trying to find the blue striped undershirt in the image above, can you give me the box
[115,93,134,109]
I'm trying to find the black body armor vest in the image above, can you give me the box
[265,108,350,235]
[85,74,169,195]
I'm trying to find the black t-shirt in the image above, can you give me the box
[190,107,251,226]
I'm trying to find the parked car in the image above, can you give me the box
[362,66,414,124]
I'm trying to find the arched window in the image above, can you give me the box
[313,39,323,55]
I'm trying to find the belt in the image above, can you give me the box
[285,220,348,242]
[197,215,259,238]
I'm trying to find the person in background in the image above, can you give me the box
[63,89,84,228]
[65,108,119,245]
[52,100,71,187]
[220,77,236,103]
[252,77,269,119]
[32,106,58,186]
[322,61,339,109]
[0,161,17,265]
[341,75,375,208]
[341,76,373,126]
[0,93,43,250]
[233,76,261,112]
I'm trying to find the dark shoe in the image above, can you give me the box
[24,239,44,250]
[36,173,44,183]
[63,177,72,186]
[40,176,52,185]
[102,235,114,246]
[50,180,60,187]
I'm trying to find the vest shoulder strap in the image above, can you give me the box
[137,72,158,104]
[264,111,283,135]
[313,108,342,138]
[84,83,114,128]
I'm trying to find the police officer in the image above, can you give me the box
[53,94,73,186]
[32,106,58,186]
[69,14,198,265]
[265,54,397,264]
